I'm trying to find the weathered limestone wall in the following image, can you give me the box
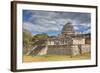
[37,45,48,55]
[81,44,91,53]
[29,44,91,56]
[73,38,85,45]
[71,44,91,56]
[71,45,80,56]
[47,40,55,45]
[47,45,72,55]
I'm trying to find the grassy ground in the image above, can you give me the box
[23,53,91,63]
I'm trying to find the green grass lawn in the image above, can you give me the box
[23,53,91,63]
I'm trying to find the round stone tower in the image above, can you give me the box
[61,22,74,37]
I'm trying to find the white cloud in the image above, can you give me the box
[23,22,60,33]
[23,10,91,35]
[74,26,79,30]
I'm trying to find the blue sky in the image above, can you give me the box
[23,10,91,36]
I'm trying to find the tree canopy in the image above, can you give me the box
[32,33,49,41]
[23,29,32,48]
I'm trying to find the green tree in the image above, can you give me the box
[32,33,48,41]
[23,29,32,48]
